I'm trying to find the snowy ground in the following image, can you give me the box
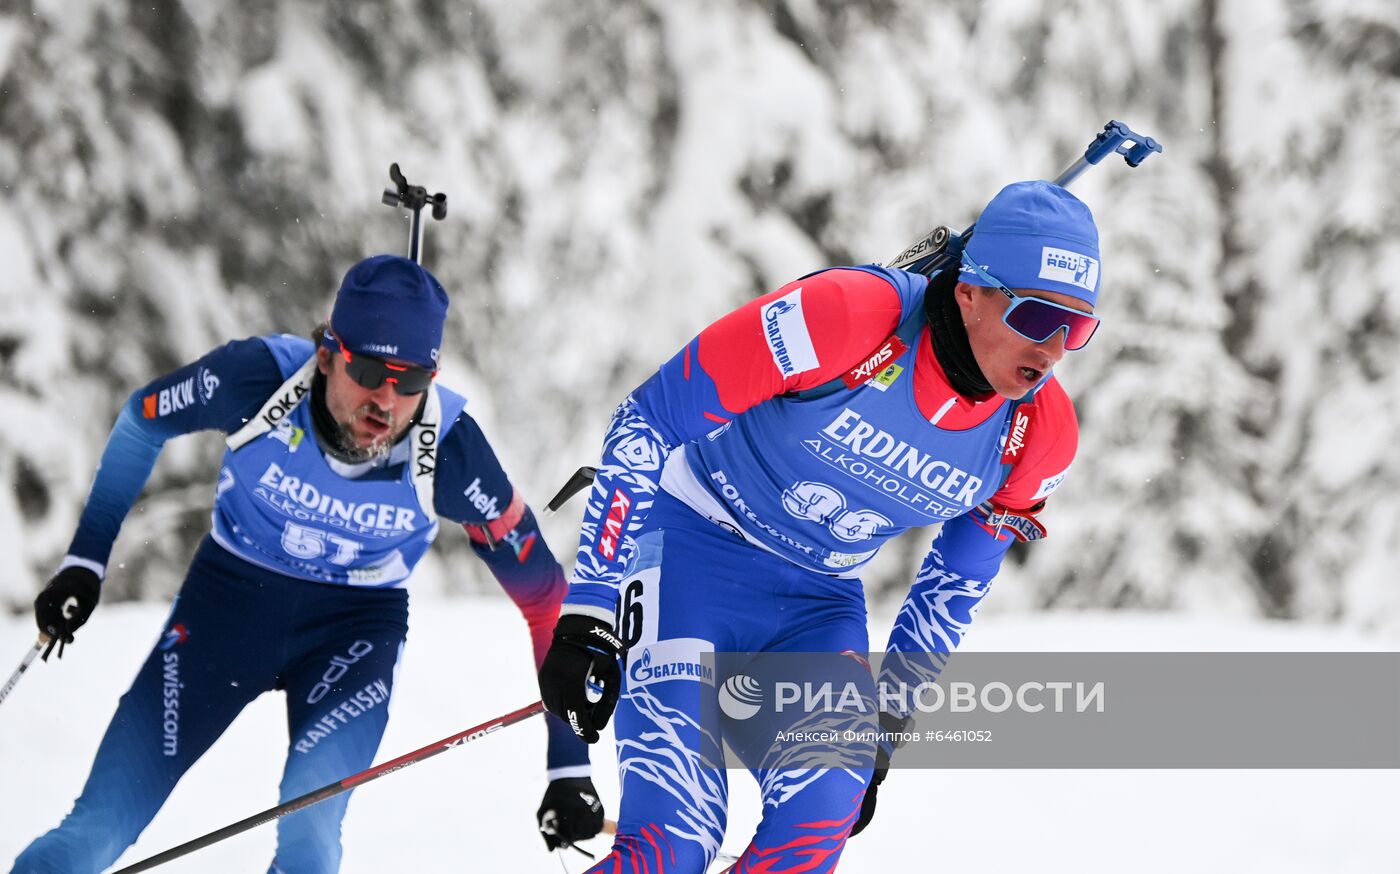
[2,600,1396,873]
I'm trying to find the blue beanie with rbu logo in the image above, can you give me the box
[960,181,1102,306]
[330,255,449,369]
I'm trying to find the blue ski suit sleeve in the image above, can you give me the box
[560,390,682,619]
[65,338,284,570]
[879,514,1014,713]
[433,411,590,774]
[560,338,738,618]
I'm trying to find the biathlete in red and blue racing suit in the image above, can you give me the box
[539,181,1101,873]
[14,256,595,874]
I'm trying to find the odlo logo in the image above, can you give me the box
[307,641,375,704]
[718,674,763,721]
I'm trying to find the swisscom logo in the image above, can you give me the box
[159,623,190,651]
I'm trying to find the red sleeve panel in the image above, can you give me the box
[634,269,903,445]
[696,269,904,412]
[990,375,1079,511]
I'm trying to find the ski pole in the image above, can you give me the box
[111,700,546,873]
[887,118,1163,275]
[0,639,45,709]
[380,163,448,265]
[544,466,598,517]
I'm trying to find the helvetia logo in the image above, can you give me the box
[718,674,764,721]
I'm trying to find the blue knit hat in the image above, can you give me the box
[960,181,1102,306]
[328,255,448,369]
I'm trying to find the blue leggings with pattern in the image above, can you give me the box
[589,491,875,874]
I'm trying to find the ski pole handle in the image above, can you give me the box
[887,119,1163,276]
[544,466,598,516]
[1052,119,1163,188]
[380,163,448,265]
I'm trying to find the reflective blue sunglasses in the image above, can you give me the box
[959,254,1101,351]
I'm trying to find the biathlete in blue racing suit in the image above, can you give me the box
[16,256,601,873]
[539,182,1106,873]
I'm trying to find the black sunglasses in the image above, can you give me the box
[325,330,436,395]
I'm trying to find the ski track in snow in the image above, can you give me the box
[1,600,1396,872]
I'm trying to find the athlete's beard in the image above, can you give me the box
[333,403,402,463]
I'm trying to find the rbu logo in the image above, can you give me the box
[1039,247,1099,293]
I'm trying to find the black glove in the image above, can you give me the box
[33,566,102,661]
[539,614,623,744]
[850,712,910,838]
[536,776,605,851]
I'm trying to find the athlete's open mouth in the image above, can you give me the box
[1018,366,1041,383]
[361,410,392,437]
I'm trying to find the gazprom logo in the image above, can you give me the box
[1039,247,1099,292]
[628,647,714,686]
[761,289,819,377]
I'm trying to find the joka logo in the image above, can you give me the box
[718,674,763,721]
[415,420,438,478]
[159,623,190,651]
[260,383,310,427]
